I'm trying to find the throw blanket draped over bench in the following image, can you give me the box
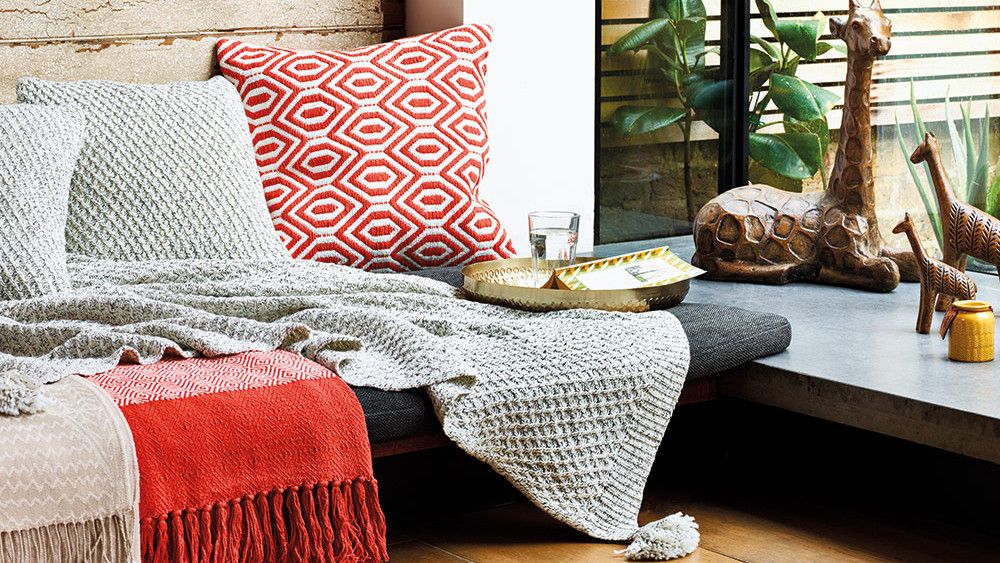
[91,350,387,562]
[0,257,690,542]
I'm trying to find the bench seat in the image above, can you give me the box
[352,266,792,448]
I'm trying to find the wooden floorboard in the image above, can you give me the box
[388,488,1000,562]
[389,540,473,562]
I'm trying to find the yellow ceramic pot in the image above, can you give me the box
[947,300,995,363]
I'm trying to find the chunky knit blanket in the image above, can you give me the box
[0,257,689,541]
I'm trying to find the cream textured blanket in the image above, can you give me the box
[0,375,138,562]
[0,258,689,541]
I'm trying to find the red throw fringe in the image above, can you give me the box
[140,478,387,563]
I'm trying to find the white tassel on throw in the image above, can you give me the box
[0,369,48,415]
[615,513,699,561]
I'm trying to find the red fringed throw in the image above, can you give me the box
[91,351,387,562]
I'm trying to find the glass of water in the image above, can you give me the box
[529,211,580,287]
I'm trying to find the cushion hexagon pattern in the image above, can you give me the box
[216,24,516,272]
[0,105,84,300]
[16,76,291,261]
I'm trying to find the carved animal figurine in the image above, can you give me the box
[892,213,976,334]
[910,132,1000,311]
[692,0,919,292]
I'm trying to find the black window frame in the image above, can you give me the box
[594,0,751,244]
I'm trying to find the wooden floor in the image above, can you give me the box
[387,489,1000,562]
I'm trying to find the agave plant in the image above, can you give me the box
[607,0,842,222]
[896,81,1000,262]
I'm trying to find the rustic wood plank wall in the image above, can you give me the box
[0,0,405,103]
[600,1,1000,146]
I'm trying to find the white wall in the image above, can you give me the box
[406,0,596,254]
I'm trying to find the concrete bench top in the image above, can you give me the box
[596,235,1000,464]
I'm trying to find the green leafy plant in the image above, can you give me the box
[608,0,841,221]
[896,81,1000,253]
[607,0,712,222]
[748,0,841,188]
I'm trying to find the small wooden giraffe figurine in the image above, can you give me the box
[910,132,1000,311]
[892,213,977,334]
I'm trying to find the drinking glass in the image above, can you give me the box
[529,211,580,287]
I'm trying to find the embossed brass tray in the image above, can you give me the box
[461,258,689,312]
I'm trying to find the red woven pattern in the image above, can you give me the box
[217,25,515,272]
[90,350,330,406]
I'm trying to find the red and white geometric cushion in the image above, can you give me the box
[217,25,516,272]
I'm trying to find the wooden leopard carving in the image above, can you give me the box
[910,131,1000,311]
[691,0,919,292]
[892,213,976,334]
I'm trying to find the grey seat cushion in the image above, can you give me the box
[352,266,791,443]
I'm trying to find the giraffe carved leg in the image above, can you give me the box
[881,247,920,282]
[695,256,819,285]
[917,289,935,334]
[817,255,900,293]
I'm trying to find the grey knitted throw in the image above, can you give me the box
[0,257,689,541]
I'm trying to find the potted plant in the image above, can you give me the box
[608,0,842,221]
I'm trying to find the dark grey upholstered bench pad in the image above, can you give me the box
[352,266,791,443]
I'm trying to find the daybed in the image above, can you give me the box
[0,6,792,561]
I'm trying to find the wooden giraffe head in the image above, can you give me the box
[909,132,940,165]
[891,212,915,235]
[830,0,892,58]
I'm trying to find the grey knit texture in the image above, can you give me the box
[0,258,689,541]
[0,105,84,300]
[16,76,289,261]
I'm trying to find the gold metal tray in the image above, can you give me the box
[461,258,689,312]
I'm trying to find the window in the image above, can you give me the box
[597,0,737,244]
[598,0,1000,271]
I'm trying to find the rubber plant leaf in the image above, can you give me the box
[674,16,708,64]
[784,115,830,162]
[749,48,776,92]
[694,46,721,66]
[775,18,822,61]
[769,73,839,121]
[686,77,731,133]
[816,41,846,56]
[754,0,779,38]
[610,106,686,136]
[608,19,672,55]
[748,132,822,179]
[750,35,781,61]
[652,0,707,20]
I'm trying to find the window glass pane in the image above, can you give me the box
[748,1,1000,273]
[597,0,726,244]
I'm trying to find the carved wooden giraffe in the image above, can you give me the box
[910,131,1000,311]
[692,0,919,292]
[892,213,976,334]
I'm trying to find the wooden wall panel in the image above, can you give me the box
[0,0,388,41]
[0,0,405,103]
[0,31,385,104]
